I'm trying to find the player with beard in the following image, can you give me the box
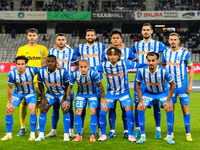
[44,33,77,138]
[72,29,107,136]
[102,30,136,138]
[131,23,168,139]
[16,28,48,136]
[161,33,194,141]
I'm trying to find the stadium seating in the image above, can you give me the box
[0,33,80,62]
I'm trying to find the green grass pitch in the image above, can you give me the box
[0,73,200,150]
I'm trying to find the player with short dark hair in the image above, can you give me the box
[16,28,49,136]
[136,52,175,144]
[96,47,146,142]
[35,55,71,141]
[1,56,38,141]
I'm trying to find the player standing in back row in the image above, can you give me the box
[72,29,107,136]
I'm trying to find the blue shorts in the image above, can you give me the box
[12,92,37,107]
[95,83,101,98]
[103,92,133,108]
[172,88,190,105]
[75,94,98,109]
[142,90,173,108]
[45,93,64,105]
[134,73,146,103]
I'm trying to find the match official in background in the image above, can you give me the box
[16,28,48,136]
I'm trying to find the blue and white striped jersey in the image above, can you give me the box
[136,65,173,93]
[131,39,167,64]
[102,47,136,61]
[70,68,100,95]
[37,66,70,95]
[73,42,107,79]
[162,48,193,89]
[49,47,77,75]
[96,60,146,95]
[7,66,38,94]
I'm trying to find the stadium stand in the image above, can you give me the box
[0,0,11,10]
[0,33,80,62]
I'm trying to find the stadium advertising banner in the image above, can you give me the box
[179,11,200,20]
[47,11,91,20]
[0,12,3,20]
[91,12,135,20]
[2,11,47,20]
[135,11,179,20]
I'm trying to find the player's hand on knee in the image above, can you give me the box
[137,101,145,110]
[61,101,70,111]
[101,98,109,108]
[6,103,14,113]
[163,101,173,111]
[41,97,49,108]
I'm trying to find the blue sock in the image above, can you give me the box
[166,111,173,136]
[172,113,174,132]
[52,103,60,129]
[75,115,82,136]
[153,103,161,127]
[183,113,190,134]
[90,114,97,135]
[134,103,139,128]
[81,106,86,128]
[69,102,74,129]
[109,108,116,130]
[30,114,37,132]
[5,114,13,133]
[126,110,134,136]
[39,113,47,132]
[138,110,145,134]
[63,113,70,134]
[122,107,128,130]
[99,110,107,135]
[96,102,101,128]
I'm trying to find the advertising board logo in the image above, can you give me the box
[137,12,142,18]
[18,12,24,18]
[0,65,5,72]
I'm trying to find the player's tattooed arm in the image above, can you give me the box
[6,83,14,112]
[62,82,69,102]
[164,80,175,111]
[61,82,70,112]
[38,83,49,108]
[67,84,73,100]
[96,82,109,107]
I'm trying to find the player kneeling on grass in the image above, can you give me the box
[136,52,175,144]
[67,59,107,142]
[35,55,71,141]
[95,47,146,142]
[2,56,38,141]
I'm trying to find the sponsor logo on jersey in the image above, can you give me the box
[17,79,32,85]
[108,72,124,77]
[139,51,150,55]
[57,59,69,63]
[83,53,99,58]
[27,56,42,60]
[166,61,180,66]
[145,81,162,86]
[77,82,92,86]
[45,82,61,86]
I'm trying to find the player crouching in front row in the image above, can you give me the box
[67,59,107,142]
[35,55,71,141]
[2,56,38,141]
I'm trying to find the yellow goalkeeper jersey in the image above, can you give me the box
[17,44,49,82]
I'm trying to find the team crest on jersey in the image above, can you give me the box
[66,54,68,58]
[177,56,180,61]
[56,77,60,82]
[157,77,161,82]
[28,76,31,80]
[118,66,123,72]
[39,50,42,55]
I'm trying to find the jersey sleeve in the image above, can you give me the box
[63,70,70,83]
[69,72,76,85]
[101,50,107,61]
[136,69,143,82]
[16,47,23,56]
[95,63,103,72]
[159,42,168,52]
[7,72,14,84]
[130,43,136,54]
[128,48,136,60]
[37,70,43,83]
[125,61,147,69]
[32,67,39,75]
[162,51,167,64]
[71,49,78,62]
[92,70,101,83]
[185,52,193,66]
[72,45,80,61]
[165,69,173,83]
[42,46,49,59]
